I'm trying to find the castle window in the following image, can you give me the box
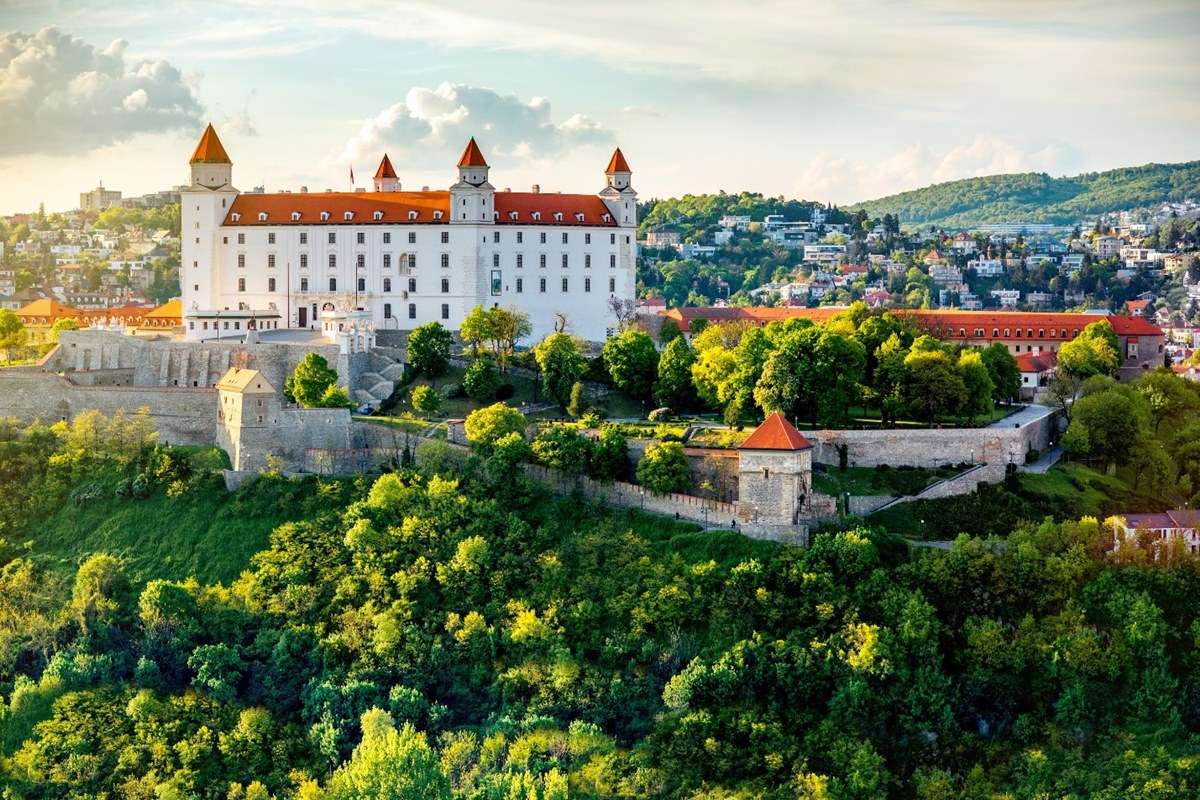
[517,253,524,269]
[603,214,611,223]
[509,211,518,221]
[516,277,523,293]
[440,231,449,244]
[561,253,568,268]
[383,232,391,244]
[384,303,391,318]
[540,254,547,269]
[237,233,245,244]
[328,231,336,243]
[231,213,241,222]
[441,254,450,269]
[763,467,770,479]
[555,213,563,223]
[532,212,541,221]
[356,254,365,269]
[329,277,337,291]
[584,277,591,293]
[300,232,307,244]
[237,277,245,292]
[258,212,268,222]
[268,277,276,292]
[610,233,616,244]
[300,254,308,269]
[539,277,546,293]
[585,233,591,244]
[1038,328,1045,337]
[609,277,615,292]
[441,278,449,293]
[237,254,245,269]
[408,277,416,292]
[576,213,585,223]
[357,277,365,292]
[344,212,354,221]
[433,210,443,220]
[291,212,301,221]
[517,232,523,243]
[267,232,276,244]
[328,254,336,269]
[383,277,392,292]
[300,278,308,292]
[585,254,592,269]
[441,303,449,320]
[493,253,500,268]
[408,303,416,319]
[609,254,616,268]
[408,231,416,243]
[562,277,569,292]
[267,254,276,269]
[373,211,383,221]
[357,231,365,244]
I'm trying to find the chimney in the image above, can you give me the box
[300,186,308,193]
[355,187,365,193]
[422,185,429,192]
[532,184,540,193]
[503,187,510,192]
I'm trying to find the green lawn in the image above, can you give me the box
[813,465,961,497]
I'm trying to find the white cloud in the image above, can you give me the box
[0,27,204,157]
[339,82,613,165]
[798,135,1085,204]
[220,110,258,138]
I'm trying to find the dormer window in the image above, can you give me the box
[532,212,541,221]
[492,211,499,220]
[408,210,418,220]
[373,210,383,221]
[257,212,268,221]
[320,211,330,221]
[433,210,443,220]
[509,211,518,221]
[575,212,585,222]
[343,211,354,221]
[602,213,611,223]
[291,212,301,221]
[553,212,563,222]
[231,212,241,222]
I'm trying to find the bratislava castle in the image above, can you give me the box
[181,124,637,342]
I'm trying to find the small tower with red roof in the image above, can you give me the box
[599,147,637,228]
[188,122,233,190]
[373,154,399,192]
[450,137,494,225]
[736,411,814,525]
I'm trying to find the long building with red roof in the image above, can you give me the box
[181,126,639,343]
[662,305,1164,381]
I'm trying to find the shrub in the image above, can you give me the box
[531,426,591,476]
[463,358,500,402]
[567,382,586,419]
[410,384,442,415]
[636,441,691,495]
[588,427,628,481]
[464,403,528,452]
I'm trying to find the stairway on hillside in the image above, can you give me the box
[353,349,406,407]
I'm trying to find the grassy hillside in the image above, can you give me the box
[846,160,1200,228]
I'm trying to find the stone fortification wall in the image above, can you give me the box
[805,408,1057,469]
[50,330,345,392]
[0,367,216,445]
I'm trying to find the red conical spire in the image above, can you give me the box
[605,147,631,173]
[189,123,231,164]
[738,412,812,451]
[374,153,398,179]
[457,137,488,168]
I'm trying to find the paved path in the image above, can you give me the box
[987,403,1056,429]
[1019,446,1063,474]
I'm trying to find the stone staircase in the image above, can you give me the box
[353,349,407,407]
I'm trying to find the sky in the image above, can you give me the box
[0,0,1197,215]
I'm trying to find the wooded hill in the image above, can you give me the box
[846,160,1200,229]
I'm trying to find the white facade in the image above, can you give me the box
[181,129,637,343]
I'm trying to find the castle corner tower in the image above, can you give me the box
[373,154,400,192]
[600,147,636,227]
[450,137,494,224]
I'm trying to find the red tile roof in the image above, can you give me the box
[190,123,231,164]
[373,154,397,180]
[606,148,631,173]
[225,191,450,225]
[457,137,488,168]
[739,411,812,451]
[1015,350,1057,373]
[221,190,618,227]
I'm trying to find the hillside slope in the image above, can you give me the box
[846,160,1200,228]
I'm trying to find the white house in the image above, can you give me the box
[181,125,638,343]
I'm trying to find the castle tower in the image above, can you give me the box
[450,137,494,224]
[215,367,279,471]
[373,154,399,192]
[599,148,637,227]
[736,412,813,525]
[181,124,239,334]
[188,123,233,189]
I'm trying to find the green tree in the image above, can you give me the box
[653,337,696,410]
[459,305,491,356]
[285,353,339,407]
[980,342,1021,403]
[1132,369,1199,433]
[464,403,527,451]
[754,327,865,426]
[659,319,683,346]
[533,333,587,409]
[1062,384,1150,469]
[71,553,131,642]
[602,328,660,402]
[410,384,441,415]
[567,381,586,419]
[0,308,28,359]
[901,349,966,423]
[462,358,500,402]
[49,317,80,344]
[636,441,691,494]
[325,711,451,800]
[1058,320,1120,379]
[957,350,995,423]
[407,322,453,377]
[588,427,628,481]
[318,384,355,410]
[531,426,592,475]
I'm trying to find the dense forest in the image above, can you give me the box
[1,412,1199,797]
[847,161,1200,229]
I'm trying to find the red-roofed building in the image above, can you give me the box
[1112,510,1200,556]
[736,412,814,525]
[180,128,638,343]
[1015,350,1057,399]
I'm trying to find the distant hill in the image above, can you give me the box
[846,161,1200,229]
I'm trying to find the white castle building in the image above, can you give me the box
[181,124,638,343]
